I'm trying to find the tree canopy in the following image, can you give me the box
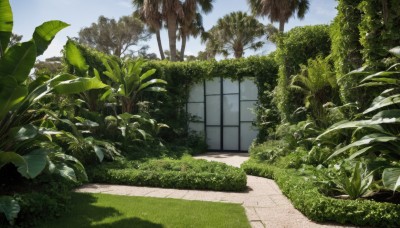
[78,15,151,58]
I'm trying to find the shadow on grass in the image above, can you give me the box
[39,193,163,228]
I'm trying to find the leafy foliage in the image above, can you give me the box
[274,25,331,123]
[88,157,247,191]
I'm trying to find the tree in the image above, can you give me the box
[178,0,213,61]
[247,0,309,32]
[133,0,166,60]
[78,15,151,58]
[201,12,265,58]
[132,0,214,62]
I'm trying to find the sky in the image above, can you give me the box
[10,0,338,60]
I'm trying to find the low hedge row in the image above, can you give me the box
[88,158,247,192]
[241,159,400,227]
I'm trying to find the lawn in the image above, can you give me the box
[38,193,250,228]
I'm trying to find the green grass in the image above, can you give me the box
[38,193,250,228]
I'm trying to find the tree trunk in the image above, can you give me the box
[234,47,243,58]
[156,31,165,60]
[180,35,186,61]
[279,18,285,32]
[167,13,178,61]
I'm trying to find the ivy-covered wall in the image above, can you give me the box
[274,25,331,123]
[64,42,279,144]
[359,0,400,70]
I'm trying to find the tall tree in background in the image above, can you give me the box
[178,0,213,61]
[133,0,165,60]
[9,33,22,47]
[247,0,309,32]
[202,12,265,58]
[132,0,214,61]
[78,15,151,58]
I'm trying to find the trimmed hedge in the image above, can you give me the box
[242,160,400,227]
[88,158,247,192]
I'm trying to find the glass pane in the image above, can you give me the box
[223,94,239,126]
[223,127,239,150]
[188,83,204,102]
[240,123,258,151]
[188,103,204,121]
[206,127,221,150]
[206,95,221,125]
[189,122,205,134]
[205,78,221,95]
[240,78,258,100]
[223,78,239,94]
[240,101,256,122]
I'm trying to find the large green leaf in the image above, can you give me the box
[0,196,20,225]
[0,40,36,82]
[0,76,28,118]
[382,168,400,192]
[18,149,48,178]
[53,76,108,95]
[0,0,13,54]
[10,124,39,141]
[138,79,167,92]
[33,20,69,56]
[328,134,398,160]
[363,94,400,114]
[139,69,156,81]
[0,151,25,169]
[65,39,88,73]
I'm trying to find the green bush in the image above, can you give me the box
[274,25,331,123]
[241,159,400,227]
[0,175,76,228]
[88,157,247,192]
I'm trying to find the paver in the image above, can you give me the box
[76,153,352,228]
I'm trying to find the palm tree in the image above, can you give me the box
[133,0,214,61]
[201,12,265,58]
[178,0,213,61]
[247,0,309,32]
[133,0,165,60]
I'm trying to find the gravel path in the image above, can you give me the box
[76,152,349,228]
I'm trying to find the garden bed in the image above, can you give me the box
[88,157,247,192]
[241,159,400,227]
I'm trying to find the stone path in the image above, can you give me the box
[76,152,349,228]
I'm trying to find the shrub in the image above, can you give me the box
[88,157,247,192]
[274,25,331,123]
[241,159,400,227]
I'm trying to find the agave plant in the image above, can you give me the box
[317,47,400,192]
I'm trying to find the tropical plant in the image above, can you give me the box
[178,12,205,61]
[317,47,400,192]
[78,15,151,58]
[290,57,339,128]
[0,0,107,223]
[101,57,167,113]
[332,162,374,199]
[247,0,309,32]
[201,12,265,58]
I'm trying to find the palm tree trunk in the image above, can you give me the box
[279,18,285,32]
[167,13,178,61]
[234,47,243,58]
[180,35,187,61]
[156,31,165,60]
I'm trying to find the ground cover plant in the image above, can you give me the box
[88,156,247,191]
[37,193,250,228]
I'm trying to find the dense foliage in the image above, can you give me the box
[274,25,331,123]
[88,157,247,191]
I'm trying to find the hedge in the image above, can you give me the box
[88,158,247,192]
[241,160,400,227]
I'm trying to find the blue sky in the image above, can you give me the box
[10,0,337,60]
